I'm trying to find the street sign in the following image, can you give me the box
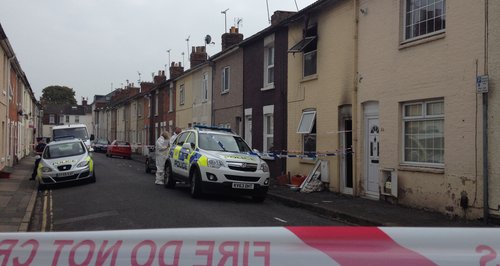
[476,75,489,93]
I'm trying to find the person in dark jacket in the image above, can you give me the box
[30,137,47,180]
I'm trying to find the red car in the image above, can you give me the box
[106,140,132,159]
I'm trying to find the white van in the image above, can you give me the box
[52,124,94,149]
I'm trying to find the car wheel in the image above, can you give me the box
[89,171,96,183]
[251,194,266,203]
[164,162,175,189]
[190,168,202,198]
[145,159,151,173]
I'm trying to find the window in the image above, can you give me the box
[297,110,317,153]
[289,24,317,77]
[154,91,159,116]
[169,87,174,112]
[65,115,69,123]
[180,84,185,105]
[202,72,208,102]
[221,67,230,94]
[404,0,446,41]
[75,115,79,123]
[403,100,444,165]
[49,114,55,124]
[263,35,275,88]
[147,98,151,118]
[263,105,274,152]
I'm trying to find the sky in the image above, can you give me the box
[0,0,317,103]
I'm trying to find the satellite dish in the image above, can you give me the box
[205,35,212,45]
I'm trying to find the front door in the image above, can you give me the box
[365,117,380,198]
[340,116,353,195]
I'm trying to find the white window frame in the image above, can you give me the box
[263,105,274,153]
[169,86,174,112]
[202,72,208,102]
[49,114,55,124]
[403,0,446,42]
[262,34,275,90]
[402,99,444,166]
[65,115,70,123]
[221,66,230,94]
[298,110,317,155]
[147,97,151,118]
[297,110,316,134]
[180,84,185,105]
[75,115,79,123]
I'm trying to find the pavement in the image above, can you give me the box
[0,154,496,232]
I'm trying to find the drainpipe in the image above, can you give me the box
[351,0,359,195]
[482,0,489,224]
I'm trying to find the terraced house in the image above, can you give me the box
[0,23,39,172]
[89,0,499,221]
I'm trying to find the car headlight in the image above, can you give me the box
[77,161,89,168]
[208,159,225,169]
[41,167,52,172]
[260,161,269,172]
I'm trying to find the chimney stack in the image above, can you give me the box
[190,46,208,68]
[221,26,243,50]
[153,70,167,84]
[271,11,296,25]
[169,62,184,79]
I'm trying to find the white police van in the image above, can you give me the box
[164,126,270,202]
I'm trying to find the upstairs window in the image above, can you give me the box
[289,23,318,77]
[263,34,275,89]
[169,87,174,112]
[180,84,185,106]
[65,115,70,123]
[75,115,79,123]
[49,114,55,124]
[202,72,208,102]
[404,0,446,41]
[221,67,230,94]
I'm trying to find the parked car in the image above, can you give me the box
[164,125,270,202]
[91,139,110,153]
[106,140,132,159]
[145,147,156,173]
[37,138,96,188]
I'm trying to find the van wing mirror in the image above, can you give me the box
[90,134,95,141]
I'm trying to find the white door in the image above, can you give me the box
[365,117,380,198]
[245,115,252,148]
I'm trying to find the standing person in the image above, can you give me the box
[30,137,47,180]
[169,127,181,147]
[155,131,170,185]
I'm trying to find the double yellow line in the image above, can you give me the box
[41,190,53,232]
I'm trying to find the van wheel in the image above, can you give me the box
[190,168,202,198]
[164,162,175,189]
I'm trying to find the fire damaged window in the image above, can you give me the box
[289,23,318,77]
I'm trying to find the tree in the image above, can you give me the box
[40,85,77,106]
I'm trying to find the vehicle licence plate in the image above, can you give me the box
[57,172,74,177]
[232,183,254,189]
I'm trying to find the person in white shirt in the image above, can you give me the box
[155,132,171,185]
[169,127,181,147]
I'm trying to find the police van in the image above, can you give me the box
[164,126,270,202]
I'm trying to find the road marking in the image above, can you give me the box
[41,190,48,232]
[54,210,120,225]
[274,217,287,223]
[49,190,53,231]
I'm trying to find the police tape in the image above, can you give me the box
[257,149,353,159]
[0,226,498,265]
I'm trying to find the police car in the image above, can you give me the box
[164,126,270,202]
[37,138,96,188]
